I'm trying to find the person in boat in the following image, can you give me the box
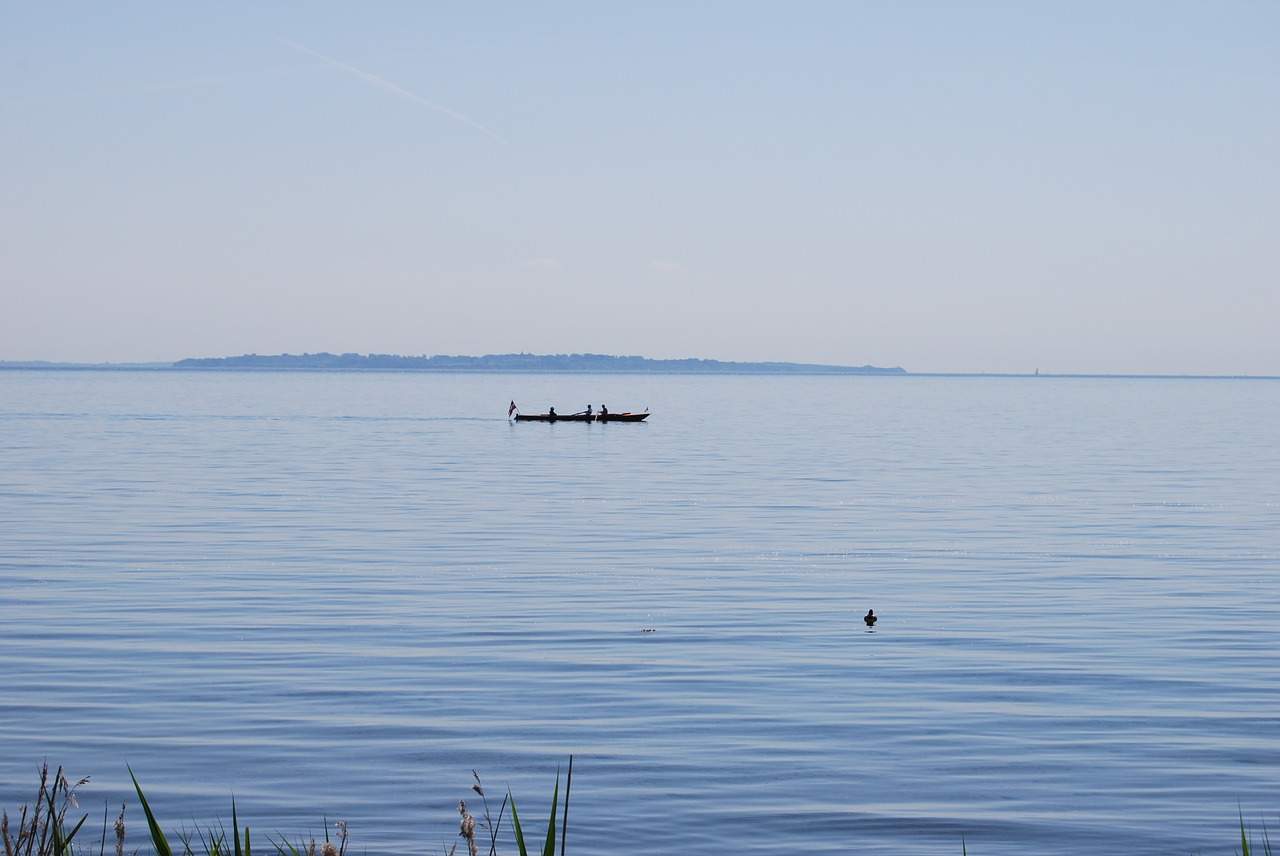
[548,406,557,419]
[600,405,608,418]
[586,404,593,417]
[864,609,877,627]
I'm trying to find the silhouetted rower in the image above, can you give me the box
[864,609,877,627]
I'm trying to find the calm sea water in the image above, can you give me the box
[1,370,1277,855]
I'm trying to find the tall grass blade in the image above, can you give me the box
[232,798,247,856]
[541,770,559,856]
[100,799,109,856]
[509,794,528,856]
[64,814,87,853]
[488,794,509,856]
[559,756,572,856]
[43,785,86,856]
[128,766,174,856]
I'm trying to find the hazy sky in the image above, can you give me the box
[2,2,1276,374]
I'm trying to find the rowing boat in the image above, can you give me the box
[513,410,649,422]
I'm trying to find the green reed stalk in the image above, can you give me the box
[128,767,173,856]
[508,758,569,856]
[1239,807,1274,856]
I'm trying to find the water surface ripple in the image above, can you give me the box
[1,371,1277,855]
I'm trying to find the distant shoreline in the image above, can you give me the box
[0,354,1276,380]
[1,352,907,376]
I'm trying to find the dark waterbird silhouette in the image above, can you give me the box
[864,609,877,627]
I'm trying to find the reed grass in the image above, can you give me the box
[508,757,568,856]
[1239,806,1273,856]
[449,757,571,856]
[1,763,89,856]
[3,757,1272,855]
[129,766,346,856]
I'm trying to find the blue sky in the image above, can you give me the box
[2,2,1276,373]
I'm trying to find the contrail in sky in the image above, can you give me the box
[284,39,506,144]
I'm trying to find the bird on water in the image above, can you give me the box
[864,609,877,627]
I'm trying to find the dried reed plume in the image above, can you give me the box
[1,762,89,856]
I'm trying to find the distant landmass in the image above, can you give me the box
[171,352,907,374]
[6,357,1275,378]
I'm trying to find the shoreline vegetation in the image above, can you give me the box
[2,760,1272,856]
[2,761,573,856]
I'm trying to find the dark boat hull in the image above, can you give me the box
[514,412,648,422]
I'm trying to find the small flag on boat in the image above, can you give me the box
[509,401,517,417]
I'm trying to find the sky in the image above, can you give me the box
[2,2,1277,374]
